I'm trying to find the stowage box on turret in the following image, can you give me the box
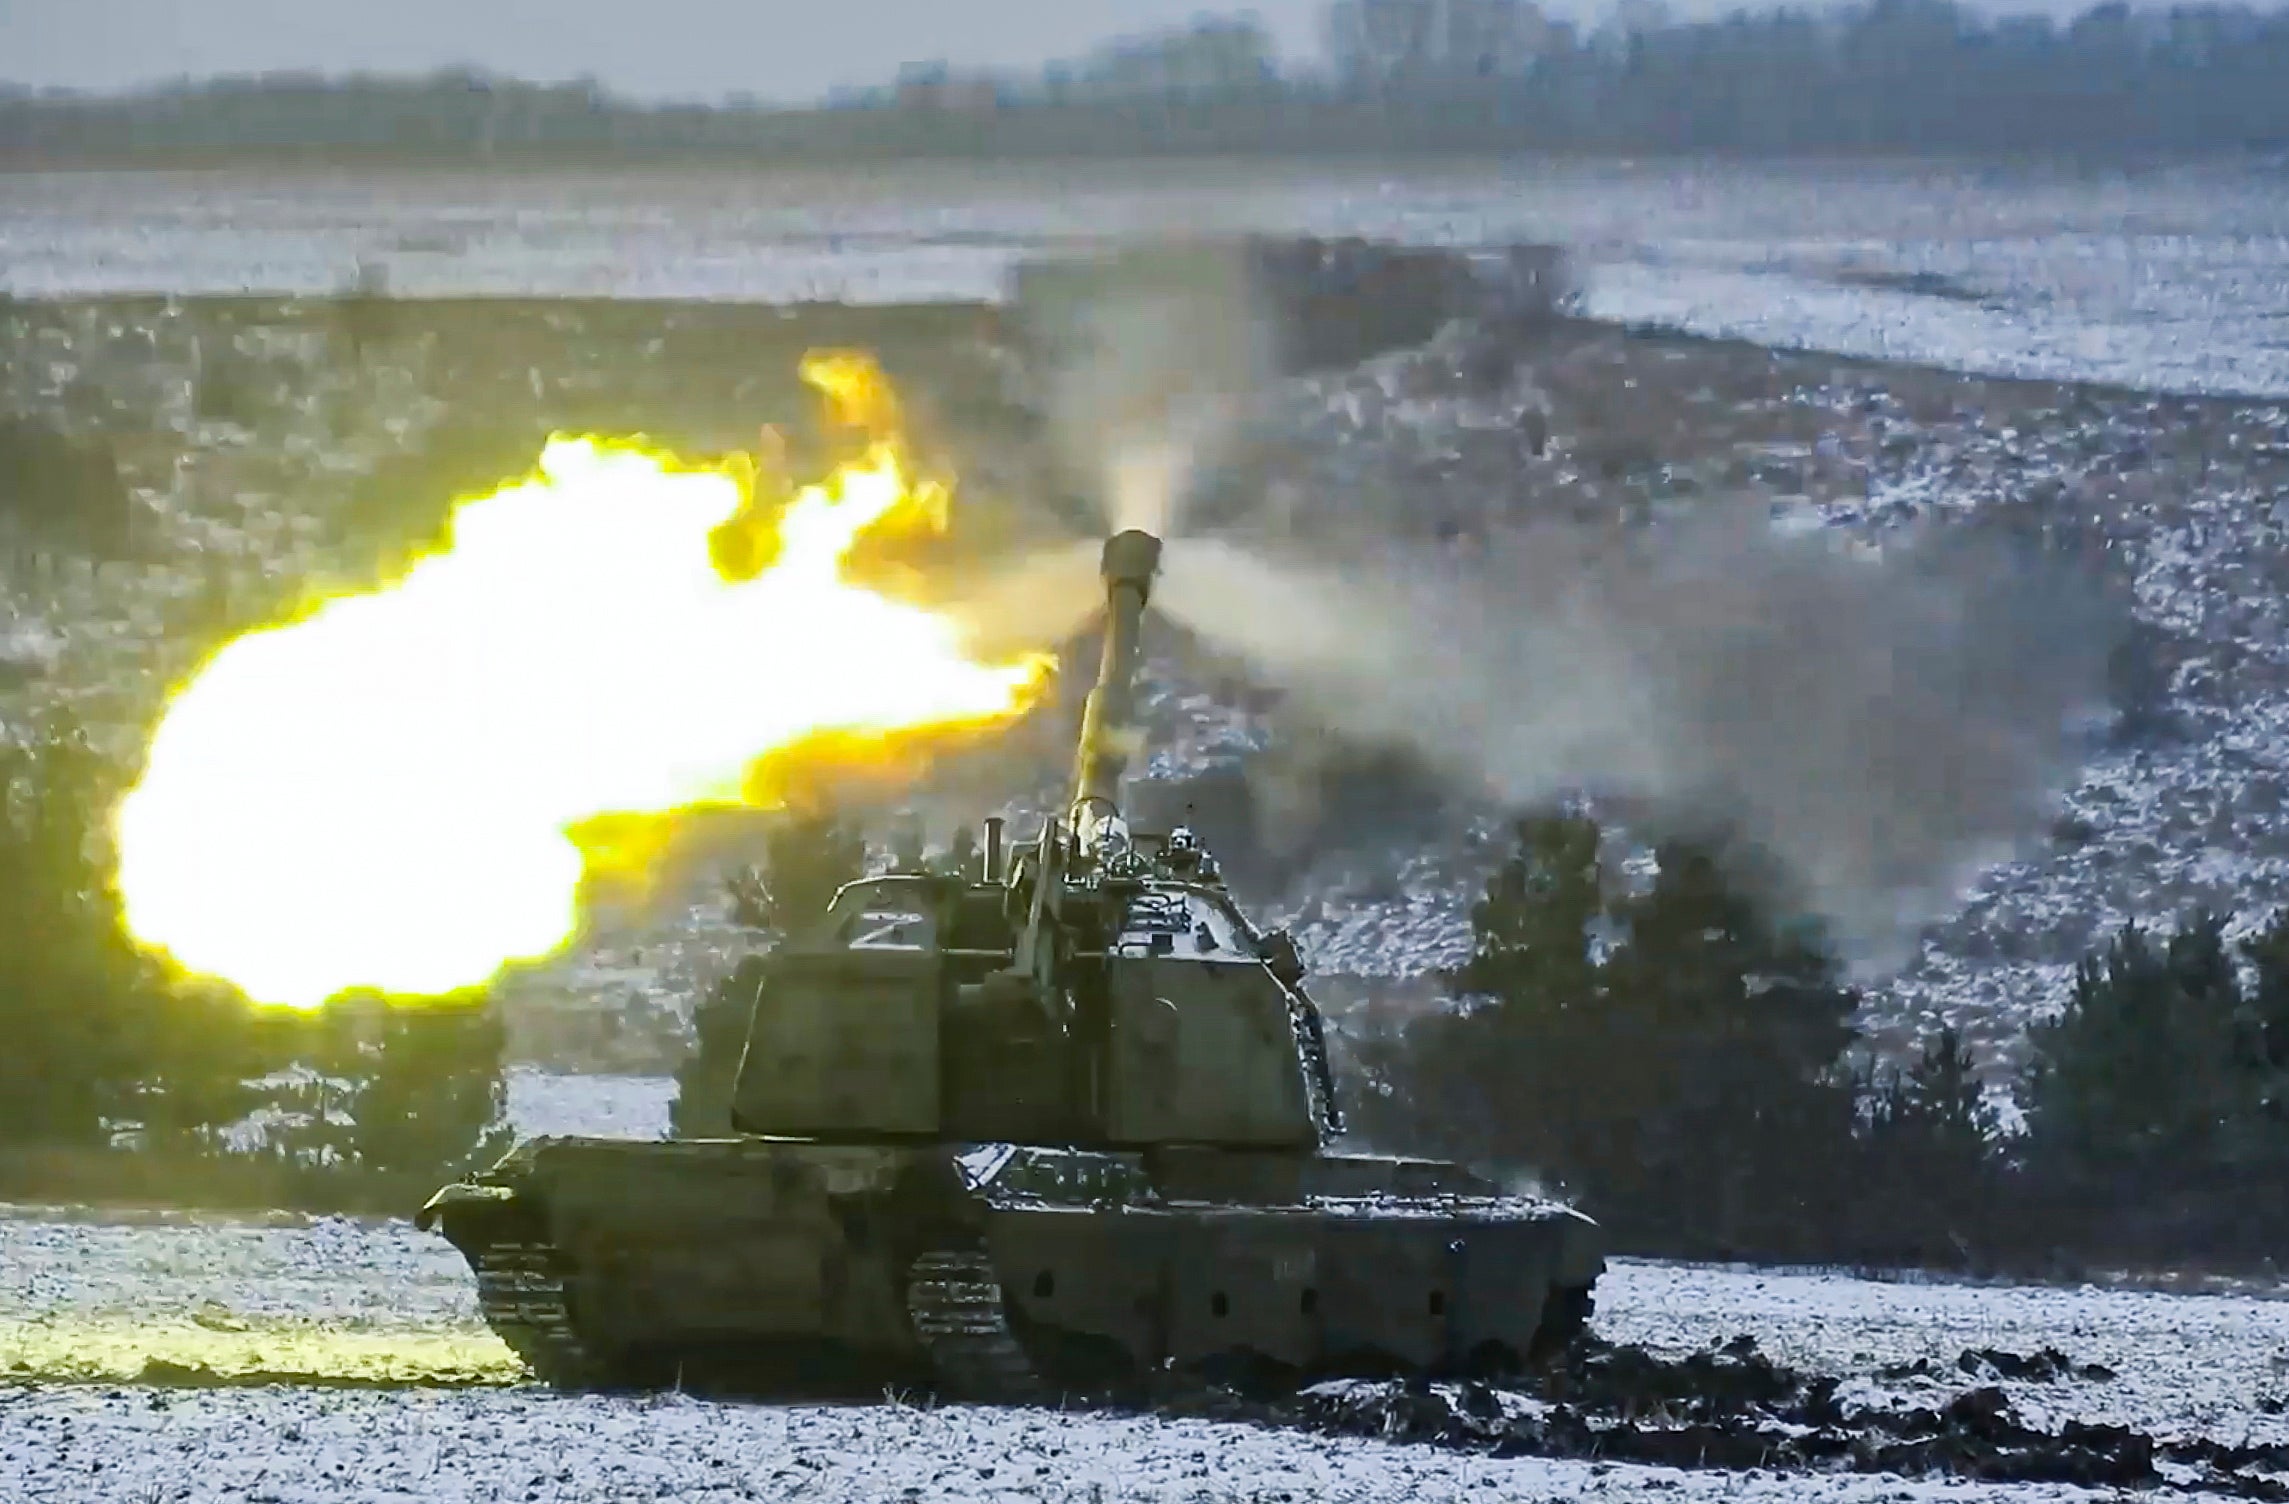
[420,530,1603,1399]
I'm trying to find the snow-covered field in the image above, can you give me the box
[3,1200,2284,1503]
[0,1381,2130,1504]
[8,162,2289,394]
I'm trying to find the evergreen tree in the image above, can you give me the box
[935,824,980,880]
[0,719,147,1145]
[1404,811,1607,1177]
[1450,812,1605,1010]
[722,808,868,938]
[262,1005,370,1171]
[1866,1025,1997,1171]
[1859,1025,1999,1263]
[130,985,277,1155]
[1598,839,1861,1257]
[2021,915,2252,1177]
[2018,911,2289,1256]
[1363,811,1862,1260]
[0,716,286,1159]
[889,816,927,874]
[341,997,514,1178]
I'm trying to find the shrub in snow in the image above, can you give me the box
[1352,809,1864,1262]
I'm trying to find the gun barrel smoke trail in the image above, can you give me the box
[1155,521,2115,968]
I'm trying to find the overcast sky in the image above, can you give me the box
[2,0,2105,103]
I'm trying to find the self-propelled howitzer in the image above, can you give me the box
[419,529,1602,1398]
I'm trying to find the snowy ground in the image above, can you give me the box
[3,1202,2285,1502]
[9,162,2289,394]
[1597,1261,2289,1451]
[0,1383,2130,1504]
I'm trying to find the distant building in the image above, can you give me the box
[1441,0,1533,76]
[894,78,1002,113]
[1327,0,1545,84]
[1587,0,1669,61]
[1613,0,1669,38]
[1061,16,1279,103]
[1327,0,1429,84]
[893,61,1003,114]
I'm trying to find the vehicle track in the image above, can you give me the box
[468,1240,610,1389]
[904,1249,1048,1403]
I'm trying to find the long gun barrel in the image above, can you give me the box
[1070,529,1163,840]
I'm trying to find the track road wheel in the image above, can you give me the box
[905,1249,1047,1404]
[471,1240,616,1390]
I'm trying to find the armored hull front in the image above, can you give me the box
[420,1136,1600,1397]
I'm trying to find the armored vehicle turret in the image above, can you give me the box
[420,530,1602,1398]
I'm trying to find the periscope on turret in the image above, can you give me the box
[417,527,1603,1400]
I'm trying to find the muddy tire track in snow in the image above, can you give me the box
[1172,1337,2289,1499]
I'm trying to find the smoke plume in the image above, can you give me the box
[1013,239,1275,539]
[1155,510,2115,969]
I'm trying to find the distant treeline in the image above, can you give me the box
[5,0,2289,163]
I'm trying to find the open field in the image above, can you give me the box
[3,1207,2285,1501]
[8,160,2289,393]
